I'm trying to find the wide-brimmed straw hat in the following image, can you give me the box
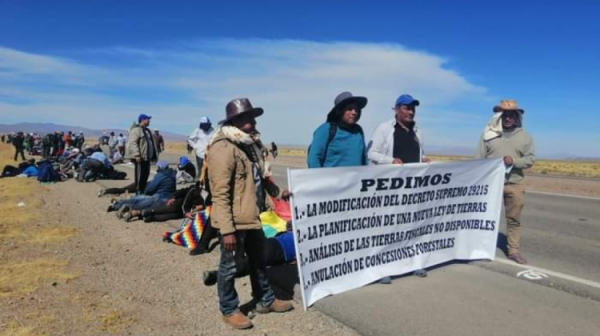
[220,98,264,124]
[493,100,524,114]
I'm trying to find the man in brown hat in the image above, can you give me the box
[206,98,293,329]
[476,100,535,265]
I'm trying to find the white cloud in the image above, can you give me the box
[0,39,492,150]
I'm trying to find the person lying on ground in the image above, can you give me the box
[107,161,176,217]
[125,182,205,222]
[60,148,85,173]
[1,159,38,178]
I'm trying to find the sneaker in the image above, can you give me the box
[202,270,217,286]
[255,299,293,314]
[122,211,133,222]
[106,205,115,213]
[97,188,106,197]
[508,253,528,265]
[116,205,130,219]
[222,311,253,330]
[414,269,428,278]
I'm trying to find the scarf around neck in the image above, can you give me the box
[210,126,266,173]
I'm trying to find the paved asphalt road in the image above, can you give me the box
[127,152,600,336]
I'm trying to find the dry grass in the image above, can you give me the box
[0,144,77,244]
[98,310,136,333]
[0,323,38,336]
[0,143,79,334]
[0,259,78,298]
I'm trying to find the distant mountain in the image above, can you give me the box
[0,122,188,142]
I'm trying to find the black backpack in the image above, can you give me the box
[308,122,364,166]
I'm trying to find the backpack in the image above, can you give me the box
[307,122,364,166]
[37,161,60,183]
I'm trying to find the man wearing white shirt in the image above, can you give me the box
[367,94,430,282]
[367,94,429,165]
[188,117,215,178]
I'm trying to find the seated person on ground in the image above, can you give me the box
[201,230,296,286]
[176,156,196,184]
[111,150,124,164]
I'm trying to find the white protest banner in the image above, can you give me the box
[288,158,505,309]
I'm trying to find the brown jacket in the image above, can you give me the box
[207,132,281,235]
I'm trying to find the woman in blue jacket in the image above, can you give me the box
[307,92,368,168]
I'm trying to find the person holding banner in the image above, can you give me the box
[307,91,368,168]
[207,98,293,330]
[367,93,431,282]
[367,94,430,165]
[476,100,535,265]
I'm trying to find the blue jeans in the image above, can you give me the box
[218,230,275,315]
[113,194,162,211]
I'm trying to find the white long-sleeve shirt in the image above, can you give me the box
[188,127,215,158]
[367,118,425,165]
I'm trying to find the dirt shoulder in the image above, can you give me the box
[0,177,359,336]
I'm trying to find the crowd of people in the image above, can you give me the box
[0,130,129,182]
[0,93,534,330]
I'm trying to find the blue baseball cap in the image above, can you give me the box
[395,94,420,107]
[179,156,190,166]
[138,114,152,123]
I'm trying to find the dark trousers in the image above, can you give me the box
[1,165,19,178]
[14,147,25,161]
[217,230,275,315]
[134,161,151,194]
[105,182,137,196]
[142,200,184,222]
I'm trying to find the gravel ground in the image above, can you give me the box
[0,179,360,336]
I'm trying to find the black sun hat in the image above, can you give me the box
[327,91,367,122]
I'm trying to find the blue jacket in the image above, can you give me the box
[22,166,38,177]
[307,123,367,168]
[144,168,176,200]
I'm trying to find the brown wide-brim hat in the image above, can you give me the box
[493,100,524,114]
[327,91,368,122]
[219,98,264,125]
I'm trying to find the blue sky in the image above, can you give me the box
[1,0,599,158]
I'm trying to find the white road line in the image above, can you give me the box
[526,190,600,201]
[494,258,600,290]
